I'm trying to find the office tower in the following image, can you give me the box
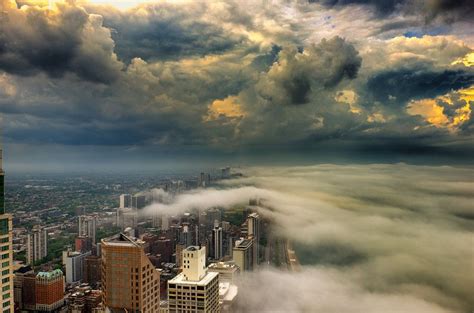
[168,246,220,312]
[232,239,254,271]
[212,226,223,260]
[35,270,65,312]
[208,262,240,284]
[75,236,93,253]
[27,225,48,264]
[78,215,97,243]
[131,195,146,210]
[161,215,170,231]
[156,237,173,263]
[83,255,102,288]
[221,167,231,179]
[180,224,193,247]
[207,208,221,229]
[101,233,160,312]
[198,172,211,188]
[13,265,34,310]
[63,250,91,284]
[0,148,13,313]
[117,208,137,231]
[247,213,260,266]
[119,194,132,209]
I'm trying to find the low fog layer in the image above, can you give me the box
[144,164,473,312]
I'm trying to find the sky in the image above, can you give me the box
[0,0,474,169]
[142,164,474,312]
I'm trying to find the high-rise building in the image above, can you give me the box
[119,194,132,209]
[83,255,102,288]
[35,270,65,312]
[78,215,97,243]
[13,265,34,311]
[247,213,261,266]
[101,233,160,312]
[232,239,254,271]
[63,250,91,284]
[0,147,14,312]
[27,225,48,264]
[75,236,93,253]
[207,262,240,284]
[198,172,211,188]
[168,246,220,312]
[212,226,223,260]
[131,195,146,210]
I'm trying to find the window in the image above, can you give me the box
[0,220,7,236]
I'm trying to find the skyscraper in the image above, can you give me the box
[119,194,132,209]
[35,270,65,312]
[0,147,13,312]
[247,213,260,266]
[131,195,146,210]
[101,233,160,312]
[27,225,48,264]
[62,250,91,284]
[212,226,223,260]
[168,246,220,312]
[232,239,254,271]
[78,215,97,243]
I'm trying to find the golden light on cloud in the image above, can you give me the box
[334,90,361,114]
[15,0,186,9]
[452,52,474,67]
[205,96,246,122]
[407,86,473,132]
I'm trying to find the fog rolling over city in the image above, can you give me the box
[143,164,473,313]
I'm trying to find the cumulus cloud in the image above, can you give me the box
[144,164,474,312]
[0,0,122,83]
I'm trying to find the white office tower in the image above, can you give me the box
[62,250,91,284]
[247,213,260,266]
[168,246,220,312]
[78,215,97,243]
[232,238,253,271]
[27,225,48,264]
[212,227,223,260]
[119,194,132,209]
[0,147,14,312]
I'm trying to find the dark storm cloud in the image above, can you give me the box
[310,0,474,22]
[0,0,122,83]
[367,69,474,104]
[257,37,361,106]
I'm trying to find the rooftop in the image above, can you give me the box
[169,271,218,286]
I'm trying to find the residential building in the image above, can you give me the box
[63,250,91,284]
[27,225,48,264]
[78,215,97,243]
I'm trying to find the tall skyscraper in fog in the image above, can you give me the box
[212,226,223,260]
[0,147,14,312]
[247,213,261,266]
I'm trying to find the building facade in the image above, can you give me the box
[27,225,48,264]
[101,233,160,312]
[168,246,220,313]
[0,148,14,313]
[63,250,91,284]
[232,239,253,271]
[35,270,65,312]
[78,215,97,243]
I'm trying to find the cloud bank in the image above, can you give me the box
[144,164,473,312]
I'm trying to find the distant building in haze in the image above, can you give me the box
[132,195,146,210]
[27,225,48,264]
[119,194,132,209]
[247,212,261,267]
[212,226,223,260]
[78,215,97,243]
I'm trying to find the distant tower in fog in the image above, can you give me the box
[119,194,131,209]
[212,226,223,260]
[78,215,97,243]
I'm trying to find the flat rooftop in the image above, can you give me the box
[169,271,218,286]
